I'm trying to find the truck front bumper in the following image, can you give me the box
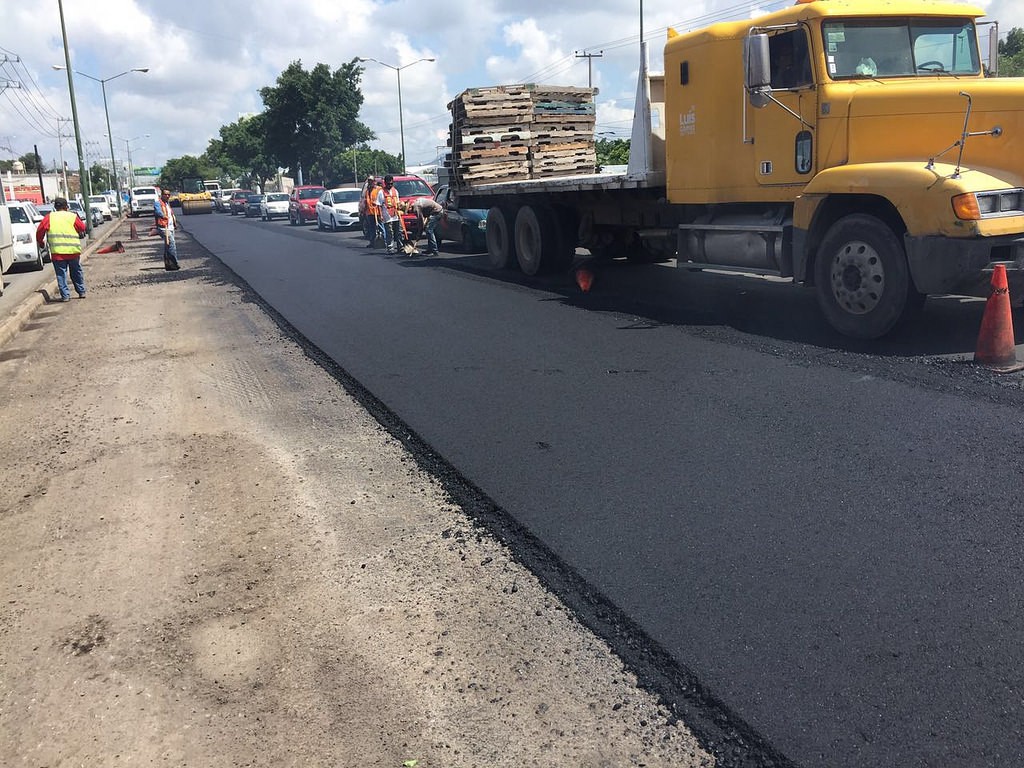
[905,233,1024,303]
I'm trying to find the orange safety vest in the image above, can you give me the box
[366,184,382,217]
[155,198,173,228]
[383,187,400,217]
[46,210,82,256]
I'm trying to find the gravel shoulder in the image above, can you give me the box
[0,222,713,767]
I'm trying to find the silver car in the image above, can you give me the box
[260,192,289,221]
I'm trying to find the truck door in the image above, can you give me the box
[752,29,816,188]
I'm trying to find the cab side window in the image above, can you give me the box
[770,30,812,89]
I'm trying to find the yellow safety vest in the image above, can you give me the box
[47,210,82,255]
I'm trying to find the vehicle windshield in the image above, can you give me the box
[298,188,324,200]
[267,193,288,202]
[69,201,83,210]
[247,195,263,202]
[823,18,980,78]
[394,179,433,198]
[89,196,106,204]
[8,206,30,224]
[182,179,205,193]
[332,190,361,204]
[134,188,156,196]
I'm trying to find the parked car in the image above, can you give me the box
[62,200,102,227]
[244,193,265,218]
[315,188,362,231]
[215,188,240,212]
[4,202,47,270]
[88,194,113,220]
[432,184,487,253]
[288,185,326,225]
[390,175,434,237]
[260,192,289,221]
[229,190,252,216]
[129,186,159,218]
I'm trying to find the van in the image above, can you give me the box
[129,186,159,218]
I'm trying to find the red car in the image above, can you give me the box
[288,185,326,225]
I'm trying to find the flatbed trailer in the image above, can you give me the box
[449,0,1024,339]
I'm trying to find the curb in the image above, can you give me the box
[0,218,122,350]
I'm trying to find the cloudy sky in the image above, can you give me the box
[2,0,1020,185]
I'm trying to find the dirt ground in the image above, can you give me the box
[0,223,714,767]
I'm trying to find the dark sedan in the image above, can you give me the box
[433,184,487,253]
[244,193,265,218]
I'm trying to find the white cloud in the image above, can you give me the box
[2,0,1018,183]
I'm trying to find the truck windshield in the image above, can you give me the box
[823,18,980,79]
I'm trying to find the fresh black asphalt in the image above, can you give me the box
[184,213,1024,768]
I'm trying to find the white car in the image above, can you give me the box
[315,187,362,231]
[88,194,113,220]
[4,202,47,270]
[260,192,289,221]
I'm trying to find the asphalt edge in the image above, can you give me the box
[0,218,122,349]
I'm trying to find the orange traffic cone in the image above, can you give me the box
[96,240,125,254]
[974,264,1023,372]
[129,222,138,240]
[575,267,594,293]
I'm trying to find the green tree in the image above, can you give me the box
[332,146,401,186]
[217,114,279,191]
[259,59,373,183]
[88,162,113,192]
[997,27,1024,76]
[158,155,221,191]
[596,138,630,168]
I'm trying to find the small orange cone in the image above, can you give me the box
[96,240,125,254]
[129,222,138,240]
[974,264,1023,372]
[575,267,594,293]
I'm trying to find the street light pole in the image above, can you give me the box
[55,0,91,236]
[53,65,148,217]
[357,57,435,174]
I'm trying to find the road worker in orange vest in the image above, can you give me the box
[154,188,180,270]
[35,196,87,301]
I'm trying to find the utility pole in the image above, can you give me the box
[574,50,604,89]
[33,145,45,203]
[56,0,92,236]
[56,118,71,196]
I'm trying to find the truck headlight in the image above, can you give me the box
[953,189,1024,220]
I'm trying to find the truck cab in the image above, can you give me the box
[664,0,1023,337]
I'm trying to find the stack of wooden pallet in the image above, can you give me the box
[447,84,596,184]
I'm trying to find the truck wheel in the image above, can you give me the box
[815,214,910,339]
[515,205,557,276]
[485,206,516,269]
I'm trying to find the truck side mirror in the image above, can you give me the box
[745,33,772,108]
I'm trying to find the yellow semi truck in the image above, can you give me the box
[454,0,1023,338]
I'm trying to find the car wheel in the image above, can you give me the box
[318,216,325,231]
[331,216,338,232]
[32,248,45,271]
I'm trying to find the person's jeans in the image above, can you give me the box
[159,227,178,268]
[424,213,441,253]
[385,220,404,251]
[52,256,85,298]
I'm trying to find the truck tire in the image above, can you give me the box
[515,205,557,276]
[485,206,516,269]
[814,214,911,339]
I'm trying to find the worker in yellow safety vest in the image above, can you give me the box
[35,196,87,301]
